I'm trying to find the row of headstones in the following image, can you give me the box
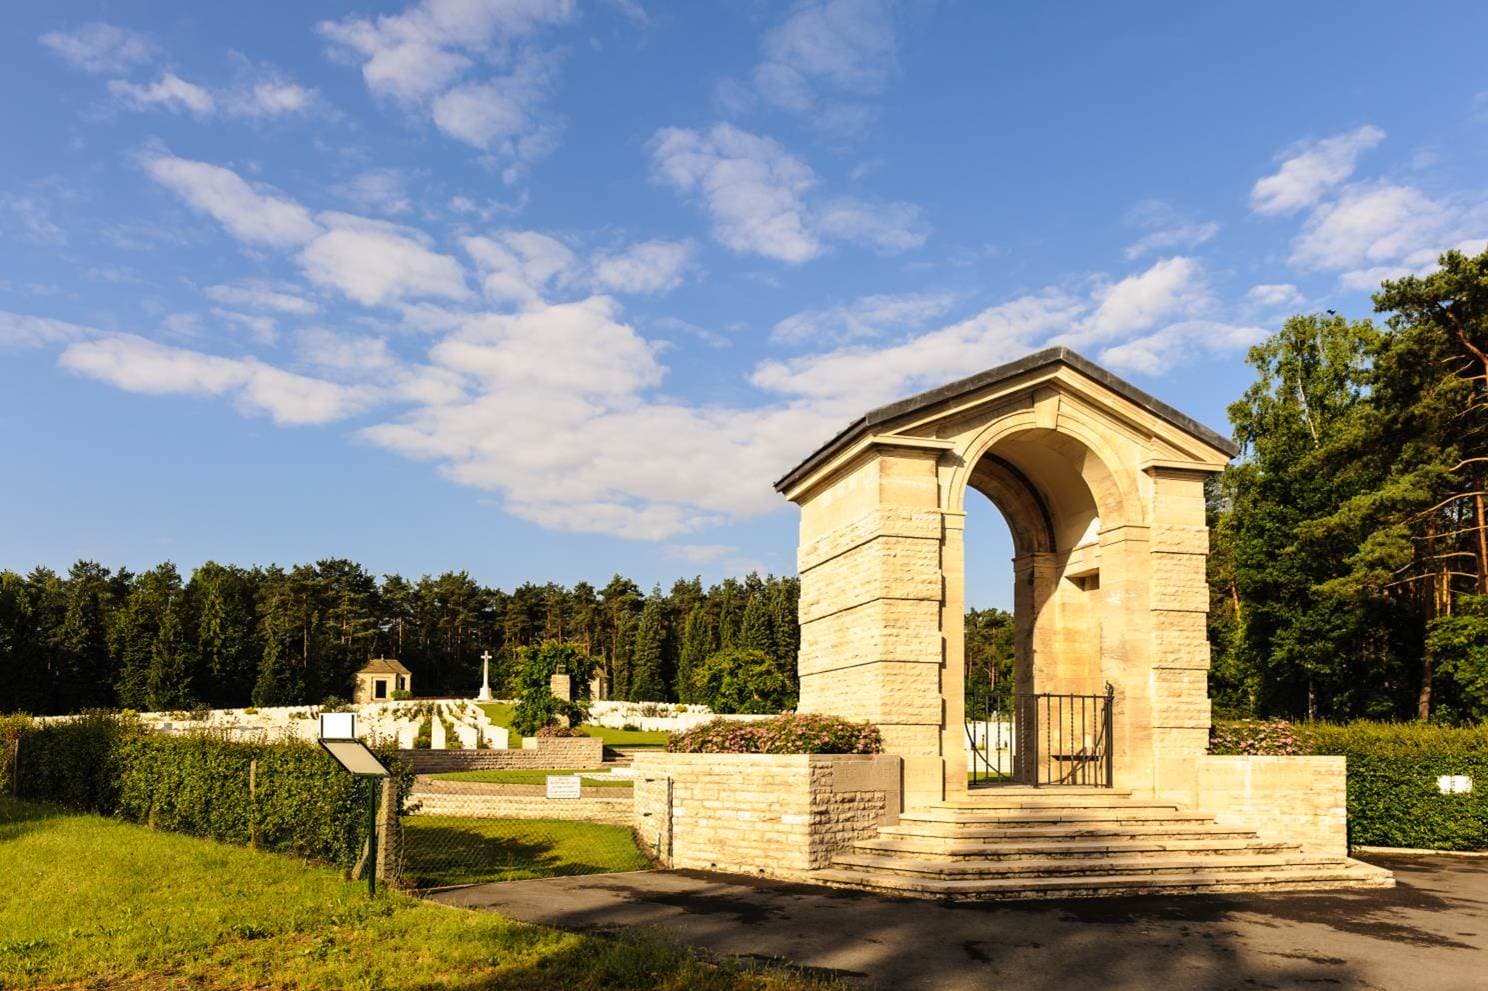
[124,699,510,750]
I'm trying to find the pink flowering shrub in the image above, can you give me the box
[667,713,883,755]
[1208,719,1303,756]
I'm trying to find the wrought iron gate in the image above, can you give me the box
[965,683,1114,787]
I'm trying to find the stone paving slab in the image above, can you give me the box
[430,855,1487,990]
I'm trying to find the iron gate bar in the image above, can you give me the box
[964,683,1114,788]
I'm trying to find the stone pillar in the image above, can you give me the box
[940,511,968,797]
[1144,466,1214,798]
[550,670,572,702]
[376,777,400,885]
[795,441,949,807]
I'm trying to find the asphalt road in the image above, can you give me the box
[432,855,1488,990]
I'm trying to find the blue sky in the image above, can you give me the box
[3,1,1487,609]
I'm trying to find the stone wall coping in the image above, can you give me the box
[632,752,889,765]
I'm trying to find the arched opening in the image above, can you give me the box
[959,427,1119,787]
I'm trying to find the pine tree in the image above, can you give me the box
[629,594,668,701]
[56,561,116,710]
[738,594,773,657]
[677,605,715,704]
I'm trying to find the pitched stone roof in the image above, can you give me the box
[357,658,412,676]
[774,346,1238,494]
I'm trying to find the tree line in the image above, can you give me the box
[1209,249,1488,724]
[0,562,801,716]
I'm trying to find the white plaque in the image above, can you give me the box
[546,775,582,799]
[320,712,356,740]
[1437,774,1472,795]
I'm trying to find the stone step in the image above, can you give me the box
[879,821,1259,842]
[830,851,1337,880]
[809,860,1394,901]
[896,808,1213,828]
[931,797,1177,811]
[853,835,1292,861]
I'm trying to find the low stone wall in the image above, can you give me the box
[1193,755,1349,857]
[632,752,901,878]
[398,735,603,774]
[410,785,632,826]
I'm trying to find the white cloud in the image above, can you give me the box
[664,543,737,565]
[815,196,927,254]
[1245,283,1304,308]
[744,0,897,133]
[0,196,67,246]
[108,73,216,116]
[212,309,278,345]
[319,0,573,172]
[1076,256,1211,341]
[40,22,155,74]
[429,49,562,168]
[298,213,470,306]
[648,123,926,262]
[224,78,318,119]
[1289,182,1449,271]
[204,280,320,315]
[1097,320,1266,376]
[753,291,1084,406]
[464,230,579,306]
[0,311,95,348]
[771,290,957,345]
[144,155,322,248]
[650,124,819,263]
[339,169,413,215]
[1250,125,1385,216]
[1122,199,1219,260]
[58,333,368,425]
[590,240,694,294]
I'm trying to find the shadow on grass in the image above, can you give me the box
[403,817,650,889]
[0,798,71,842]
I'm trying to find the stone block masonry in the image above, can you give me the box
[632,753,901,878]
[399,735,603,774]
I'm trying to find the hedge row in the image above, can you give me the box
[1212,719,1488,851]
[10,713,411,867]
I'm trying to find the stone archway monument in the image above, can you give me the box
[775,347,1237,806]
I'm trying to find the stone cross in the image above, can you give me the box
[476,649,493,702]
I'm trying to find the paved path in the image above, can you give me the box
[432,855,1487,990]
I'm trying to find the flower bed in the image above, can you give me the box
[666,712,882,755]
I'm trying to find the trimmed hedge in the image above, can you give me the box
[668,713,883,755]
[14,713,411,867]
[1212,719,1488,851]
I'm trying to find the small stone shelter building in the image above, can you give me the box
[353,658,412,704]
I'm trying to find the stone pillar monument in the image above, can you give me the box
[475,650,494,702]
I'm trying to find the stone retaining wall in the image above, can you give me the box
[398,735,603,773]
[409,787,632,826]
[1189,755,1348,856]
[632,752,901,878]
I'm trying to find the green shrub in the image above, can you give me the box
[1211,719,1488,850]
[16,711,142,812]
[536,725,586,738]
[511,642,596,736]
[17,713,412,867]
[0,714,34,795]
[668,713,882,755]
[688,647,796,714]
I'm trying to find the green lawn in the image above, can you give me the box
[403,815,649,888]
[478,702,671,749]
[432,768,634,788]
[0,799,824,991]
[578,725,671,748]
[478,702,522,746]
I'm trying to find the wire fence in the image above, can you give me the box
[381,765,651,890]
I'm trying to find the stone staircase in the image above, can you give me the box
[810,786,1393,900]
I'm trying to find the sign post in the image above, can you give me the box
[317,714,392,896]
